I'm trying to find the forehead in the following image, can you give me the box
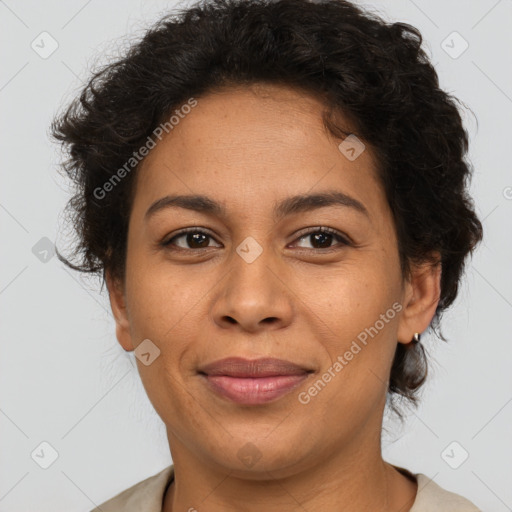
[132,83,386,220]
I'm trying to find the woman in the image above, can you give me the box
[52,0,483,510]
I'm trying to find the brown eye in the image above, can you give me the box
[185,232,210,248]
[292,227,350,250]
[310,232,334,249]
[163,229,221,250]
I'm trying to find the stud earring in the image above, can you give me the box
[412,332,421,345]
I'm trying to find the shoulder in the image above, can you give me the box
[410,473,481,512]
[90,465,174,512]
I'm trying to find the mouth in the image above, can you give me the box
[197,357,314,405]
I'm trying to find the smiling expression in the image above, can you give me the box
[107,82,437,478]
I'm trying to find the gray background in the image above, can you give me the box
[1,0,511,510]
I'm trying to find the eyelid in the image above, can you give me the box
[162,226,352,250]
[290,226,352,246]
[162,226,221,247]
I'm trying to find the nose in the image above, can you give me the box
[210,243,294,333]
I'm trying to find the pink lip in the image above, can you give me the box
[198,357,312,405]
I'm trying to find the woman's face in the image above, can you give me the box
[108,83,436,478]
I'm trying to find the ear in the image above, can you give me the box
[397,255,442,345]
[105,270,134,352]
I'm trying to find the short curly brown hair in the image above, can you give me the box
[51,0,483,411]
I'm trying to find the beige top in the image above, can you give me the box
[91,465,481,511]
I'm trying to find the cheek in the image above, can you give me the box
[301,252,403,392]
[123,266,201,411]
[124,257,218,374]
[124,237,198,334]
[298,276,401,428]
[306,259,400,338]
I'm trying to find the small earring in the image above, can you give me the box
[412,332,421,344]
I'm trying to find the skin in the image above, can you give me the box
[106,83,441,511]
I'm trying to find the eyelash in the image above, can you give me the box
[161,226,352,252]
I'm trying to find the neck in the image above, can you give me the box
[162,426,417,512]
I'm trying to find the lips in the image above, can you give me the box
[198,357,312,377]
[198,357,313,405]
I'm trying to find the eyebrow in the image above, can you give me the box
[144,191,369,222]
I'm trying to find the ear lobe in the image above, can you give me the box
[397,256,442,345]
[105,270,134,352]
